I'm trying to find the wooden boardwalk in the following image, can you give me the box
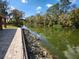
[0,28,24,59]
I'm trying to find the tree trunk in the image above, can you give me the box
[4,18,7,28]
[0,16,3,30]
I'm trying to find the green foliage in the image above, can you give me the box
[0,0,8,15]
[0,0,8,29]
[8,19,24,27]
[25,7,79,58]
[25,1,79,59]
[9,9,24,27]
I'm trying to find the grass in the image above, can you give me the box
[28,25,79,59]
[3,25,18,29]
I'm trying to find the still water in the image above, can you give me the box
[24,26,79,59]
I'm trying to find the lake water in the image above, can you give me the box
[25,26,79,59]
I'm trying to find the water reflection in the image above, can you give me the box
[64,45,79,59]
[24,26,67,59]
[24,26,79,59]
[31,31,67,59]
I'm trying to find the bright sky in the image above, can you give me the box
[7,0,79,17]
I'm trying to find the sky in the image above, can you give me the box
[7,0,79,17]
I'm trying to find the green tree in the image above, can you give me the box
[0,0,8,29]
[11,9,24,26]
[60,0,71,13]
[47,3,60,25]
[69,8,79,29]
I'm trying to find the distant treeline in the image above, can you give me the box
[25,0,79,29]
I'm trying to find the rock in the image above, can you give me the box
[24,29,53,59]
